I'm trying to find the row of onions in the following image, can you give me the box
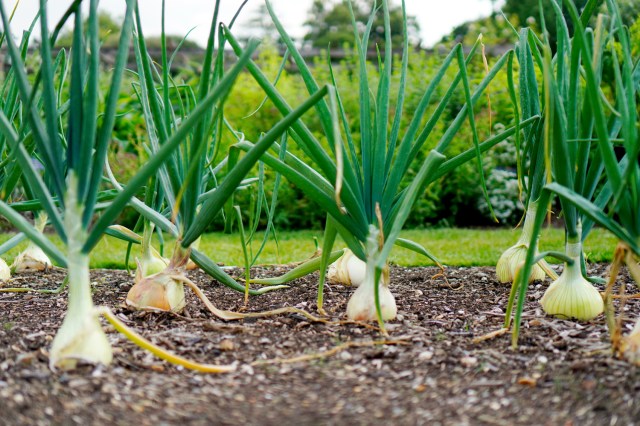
[227,0,532,332]
[0,0,286,371]
[0,0,637,372]
[0,0,333,371]
[498,0,640,365]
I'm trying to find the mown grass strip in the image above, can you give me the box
[0,228,616,269]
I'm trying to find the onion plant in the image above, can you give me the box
[0,0,257,371]
[495,28,557,285]
[533,1,614,321]
[227,0,537,331]
[0,2,40,281]
[504,0,611,324]
[507,0,640,353]
[105,1,339,320]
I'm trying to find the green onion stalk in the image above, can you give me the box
[51,177,112,369]
[118,0,333,319]
[137,222,169,277]
[0,0,252,371]
[123,160,169,280]
[508,0,639,349]
[495,28,556,285]
[185,235,201,271]
[229,0,536,331]
[227,152,299,305]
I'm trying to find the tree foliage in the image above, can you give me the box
[56,12,123,47]
[502,0,638,47]
[303,0,420,49]
[55,12,199,50]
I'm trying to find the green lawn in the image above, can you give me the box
[0,227,618,269]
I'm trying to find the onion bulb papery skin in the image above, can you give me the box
[496,201,546,284]
[539,242,603,321]
[619,319,640,365]
[126,269,186,313]
[327,249,368,287]
[49,180,112,370]
[0,257,10,281]
[126,244,189,313]
[12,243,53,273]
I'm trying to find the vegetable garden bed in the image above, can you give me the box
[1,0,638,423]
[1,264,638,425]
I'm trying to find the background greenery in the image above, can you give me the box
[18,0,638,236]
[106,43,519,231]
[100,0,637,233]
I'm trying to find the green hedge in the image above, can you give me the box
[110,44,522,230]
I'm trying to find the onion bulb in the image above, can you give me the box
[346,265,396,321]
[126,245,189,313]
[496,242,547,283]
[327,249,367,286]
[50,309,113,370]
[345,227,396,322]
[127,268,186,312]
[0,257,10,281]
[539,241,603,321]
[13,213,52,273]
[12,242,52,273]
[496,201,552,283]
[618,318,640,366]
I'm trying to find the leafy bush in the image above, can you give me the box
[477,168,522,225]
[109,43,523,230]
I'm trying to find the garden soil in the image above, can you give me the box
[1,264,639,425]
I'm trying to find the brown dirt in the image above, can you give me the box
[0,264,639,426]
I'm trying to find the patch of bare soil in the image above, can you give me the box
[0,264,639,426]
